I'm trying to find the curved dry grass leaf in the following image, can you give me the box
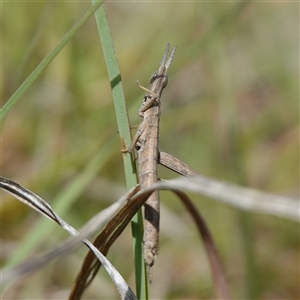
[171,189,230,299]
[0,176,137,300]
[2,171,297,299]
[69,185,149,300]
[155,177,299,222]
[1,186,135,282]
[160,152,298,222]
[71,174,298,299]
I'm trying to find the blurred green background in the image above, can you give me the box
[1,1,299,299]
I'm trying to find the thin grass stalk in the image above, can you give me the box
[0,0,104,121]
[91,2,147,298]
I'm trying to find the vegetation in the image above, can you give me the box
[1,2,298,299]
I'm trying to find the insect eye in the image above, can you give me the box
[162,75,168,88]
[150,71,158,84]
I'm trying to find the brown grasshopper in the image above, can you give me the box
[122,44,176,282]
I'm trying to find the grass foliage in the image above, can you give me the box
[1,2,299,299]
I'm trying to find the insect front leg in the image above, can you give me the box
[121,121,146,153]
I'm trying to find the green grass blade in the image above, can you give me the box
[0,0,104,121]
[91,2,148,298]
